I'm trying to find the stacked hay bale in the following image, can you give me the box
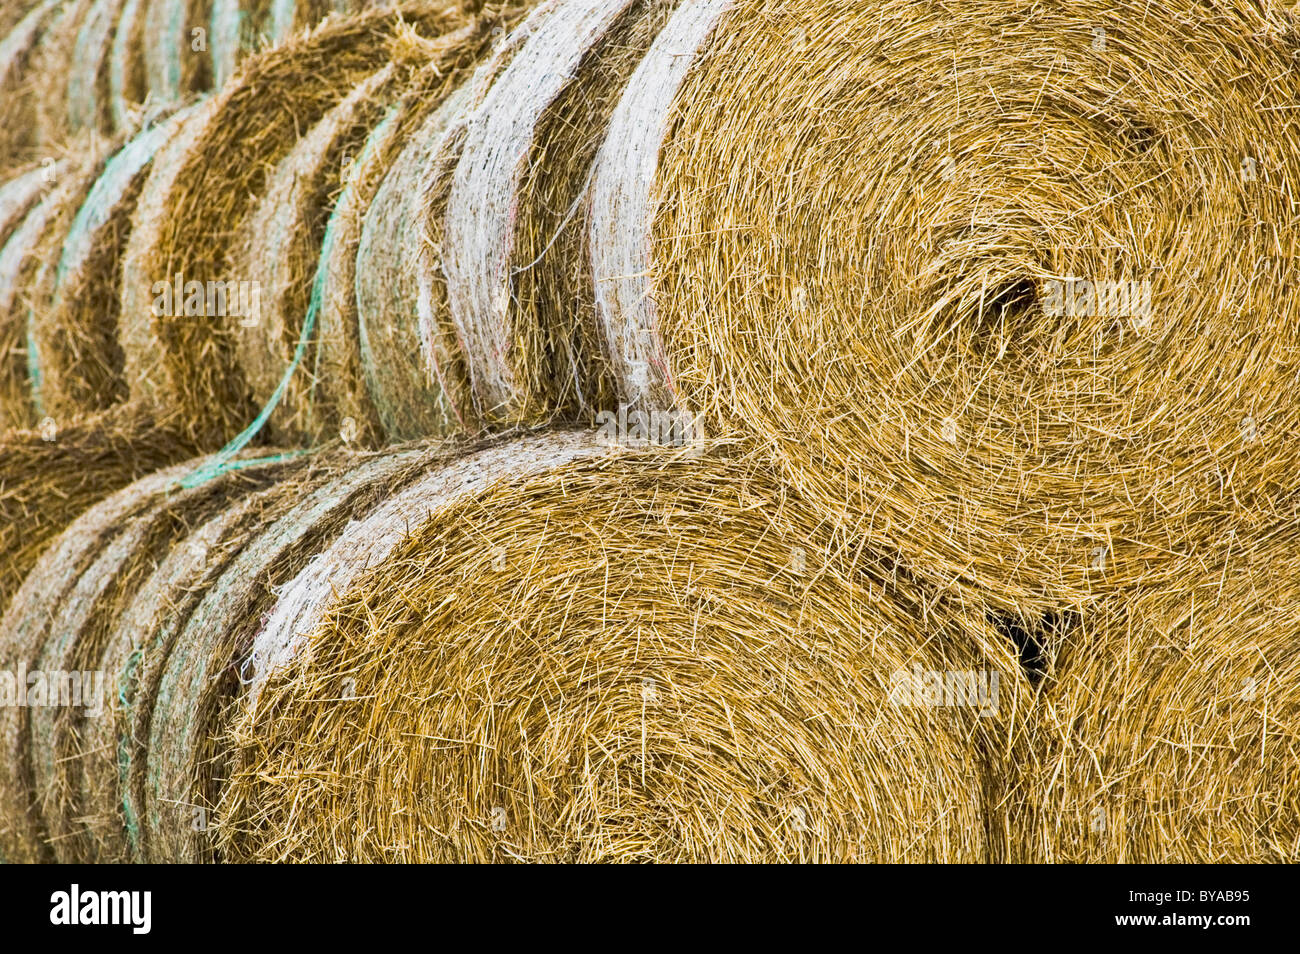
[2,0,1298,866]
[0,0,63,176]
[0,449,311,862]
[31,108,192,419]
[0,147,112,428]
[1016,508,1300,863]
[116,1,491,451]
[218,436,1030,862]
[583,0,1300,617]
[0,407,198,616]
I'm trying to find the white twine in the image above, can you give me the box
[245,431,608,698]
[238,68,393,400]
[443,0,637,418]
[209,0,241,90]
[410,14,547,413]
[357,80,472,432]
[588,0,733,407]
[0,167,70,317]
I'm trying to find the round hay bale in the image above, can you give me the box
[117,2,475,450]
[302,10,526,448]
[208,0,277,90]
[35,108,191,419]
[585,0,1300,614]
[1017,521,1300,863]
[0,153,104,428]
[136,439,448,862]
[29,0,98,147]
[12,145,114,421]
[80,479,285,861]
[231,66,396,446]
[107,0,148,131]
[219,437,1029,862]
[442,0,679,425]
[356,80,478,441]
[0,451,196,862]
[0,405,199,621]
[23,452,308,863]
[353,13,536,443]
[65,0,127,133]
[141,0,212,104]
[0,0,62,176]
[0,163,48,251]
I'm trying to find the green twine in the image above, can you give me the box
[178,107,399,489]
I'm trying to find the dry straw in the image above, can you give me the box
[435,0,691,427]
[29,0,99,148]
[355,8,538,443]
[219,435,1029,862]
[141,0,212,104]
[107,0,148,131]
[20,453,309,863]
[117,2,471,449]
[82,473,303,861]
[231,66,396,445]
[1015,509,1300,863]
[0,0,62,176]
[34,109,190,419]
[136,441,444,862]
[309,4,534,446]
[0,446,202,862]
[65,0,128,134]
[0,152,107,428]
[0,406,199,623]
[586,0,1300,615]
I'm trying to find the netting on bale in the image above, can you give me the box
[352,11,537,443]
[292,5,533,447]
[231,66,396,446]
[34,108,191,419]
[134,440,452,862]
[584,0,1300,616]
[1015,510,1300,863]
[65,0,127,134]
[141,0,212,105]
[116,2,482,450]
[29,0,99,148]
[0,449,207,862]
[18,453,311,863]
[440,0,680,427]
[218,435,1030,862]
[107,0,149,131]
[0,151,109,428]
